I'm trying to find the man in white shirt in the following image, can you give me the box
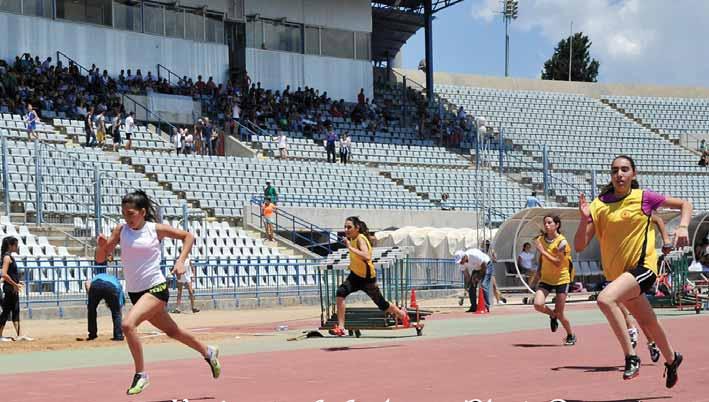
[124,112,135,150]
[455,248,493,312]
[274,131,287,159]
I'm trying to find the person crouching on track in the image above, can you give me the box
[531,215,576,346]
[454,248,494,312]
[84,246,124,341]
[331,217,411,336]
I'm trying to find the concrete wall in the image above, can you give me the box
[396,68,709,99]
[0,12,229,83]
[246,48,373,102]
[245,0,371,32]
[264,207,479,231]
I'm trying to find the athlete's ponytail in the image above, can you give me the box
[1,236,18,256]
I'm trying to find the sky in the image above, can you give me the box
[400,0,709,87]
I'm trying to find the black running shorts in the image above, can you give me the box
[336,273,390,311]
[128,282,170,305]
[628,266,657,294]
[537,282,570,295]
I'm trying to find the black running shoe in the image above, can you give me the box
[550,316,559,333]
[623,355,641,380]
[564,334,577,346]
[664,352,683,389]
[648,342,661,363]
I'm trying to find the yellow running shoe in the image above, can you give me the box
[126,373,149,395]
[205,346,221,379]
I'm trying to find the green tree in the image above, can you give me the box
[541,32,600,82]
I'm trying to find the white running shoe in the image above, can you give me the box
[16,335,34,341]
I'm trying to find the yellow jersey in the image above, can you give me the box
[349,234,375,279]
[539,234,572,286]
[590,189,658,281]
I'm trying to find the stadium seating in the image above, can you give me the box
[435,85,709,210]
[1,113,67,143]
[51,118,173,151]
[604,96,709,142]
[122,149,434,218]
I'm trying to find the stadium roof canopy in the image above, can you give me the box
[371,0,465,62]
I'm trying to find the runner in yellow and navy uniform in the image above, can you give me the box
[575,155,692,388]
[331,216,411,336]
[531,215,576,346]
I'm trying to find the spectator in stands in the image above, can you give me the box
[517,242,539,288]
[84,246,124,341]
[325,123,338,163]
[96,110,107,146]
[440,193,451,210]
[455,248,492,312]
[274,130,288,160]
[183,129,194,154]
[205,117,217,156]
[261,197,277,242]
[172,257,199,314]
[0,236,30,341]
[173,128,183,155]
[526,191,544,208]
[699,139,706,154]
[111,111,122,152]
[339,132,351,164]
[85,106,96,147]
[124,111,135,150]
[264,181,278,204]
[24,103,38,140]
[699,151,709,167]
[357,88,365,105]
[331,217,411,336]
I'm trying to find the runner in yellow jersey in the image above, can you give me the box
[331,217,411,336]
[531,215,576,345]
[575,155,692,387]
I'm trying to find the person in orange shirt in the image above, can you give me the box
[575,155,691,387]
[261,198,277,241]
[331,217,411,336]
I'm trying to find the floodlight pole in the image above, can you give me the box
[504,16,510,76]
[568,21,573,81]
[423,0,434,106]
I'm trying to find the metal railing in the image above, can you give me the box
[248,196,341,255]
[248,194,432,210]
[14,257,461,313]
[156,64,183,87]
[56,51,91,76]
[121,93,178,139]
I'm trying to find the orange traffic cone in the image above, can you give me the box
[410,289,419,309]
[474,287,488,315]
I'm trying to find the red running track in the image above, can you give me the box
[7,314,709,402]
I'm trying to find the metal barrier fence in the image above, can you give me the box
[13,257,461,314]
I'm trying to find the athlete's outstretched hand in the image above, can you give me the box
[96,234,108,249]
[673,226,689,249]
[171,259,186,276]
[578,193,591,219]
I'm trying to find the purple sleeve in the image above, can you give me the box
[642,190,666,215]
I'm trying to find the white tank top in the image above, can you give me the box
[120,221,165,292]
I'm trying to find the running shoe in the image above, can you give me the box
[550,316,559,333]
[205,345,221,379]
[192,308,201,313]
[664,352,683,389]
[329,325,346,337]
[126,373,149,395]
[648,342,661,363]
[564,334,577,346]
[171,308,182,314]
[623,355,641,380]
[16,335,34,341]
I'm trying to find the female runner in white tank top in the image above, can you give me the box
[97,190,221,395]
